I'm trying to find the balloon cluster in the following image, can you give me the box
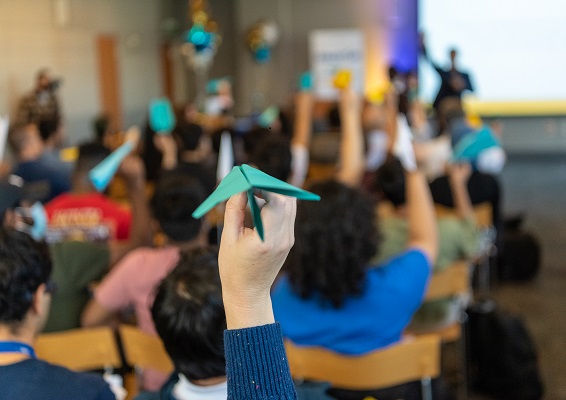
[246,20,280,64]
[182,0,221,69]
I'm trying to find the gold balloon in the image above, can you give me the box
[193,10,208,25]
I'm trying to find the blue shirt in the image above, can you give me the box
[13,152,72,203]
[272,249,431,355]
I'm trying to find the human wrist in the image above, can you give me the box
[223,291,274,330]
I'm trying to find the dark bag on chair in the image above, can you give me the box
[467,299,544,400]
[498,216,541,281]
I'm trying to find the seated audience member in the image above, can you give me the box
[0,228,115,400]
[82,174,207,390]
[37,117,74,174]
[374,157,478,331]
[154,121,216,196]
[45,143,132,242]
[8,122,71,202]
[271,87,439,398]
[124,186,299,399]
[44,154,151,332]
[210,191,299,399]
[136,247,227,400]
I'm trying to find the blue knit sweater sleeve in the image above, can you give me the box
[224,323,298,400]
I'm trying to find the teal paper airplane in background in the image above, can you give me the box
[192,164,320,240]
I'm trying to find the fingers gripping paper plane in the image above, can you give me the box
[192,164,320,240]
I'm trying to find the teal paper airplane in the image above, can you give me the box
[192,164,320,240]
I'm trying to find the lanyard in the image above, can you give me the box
[0,341,36,358]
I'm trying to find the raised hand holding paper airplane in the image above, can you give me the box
[217,131,234,182]
[452,126,499,162]
[393,114,416,171]
[89,126,140,192]
[149,98,176,135]
[193,164,320,240]
[0,115,9,162]
[333,69,352,90]
[257,105,279,128]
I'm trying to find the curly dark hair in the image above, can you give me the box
[285,180,379,308]
[0,228,52,327]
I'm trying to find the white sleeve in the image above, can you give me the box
[289,144,309,188]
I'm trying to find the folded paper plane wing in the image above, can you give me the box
[192,164,320,240]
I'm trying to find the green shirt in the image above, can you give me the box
[44,241,110,332]
[374,215,478,331]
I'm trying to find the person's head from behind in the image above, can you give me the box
[152,247,226,382]
[174,121,204,152]
[449,47,458,67]
[38,117,64,149]
[250,134,292,182]
[286,180,378,308]
[0,227,53,337]
[8,123,44,160]
[36,68,51,91]
[374,155,406,207]
[73,142,111,188]
[151,175,205,244]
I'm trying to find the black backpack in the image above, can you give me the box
[498,215,541,282]
[467,299,544,400]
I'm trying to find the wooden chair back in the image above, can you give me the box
[36,327,121,371]
[118,325,174,375]
[435,202,493,228]
[425,260,471,301]
[285,334,441,390]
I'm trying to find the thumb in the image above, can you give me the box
[222,192,248,242]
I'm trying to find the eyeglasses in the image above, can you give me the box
[45,280,58,296]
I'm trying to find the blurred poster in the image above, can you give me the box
[309,29,365,99]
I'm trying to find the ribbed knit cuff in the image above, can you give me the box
[224,323,297,400]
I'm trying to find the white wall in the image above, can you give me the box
[0,0,163,145]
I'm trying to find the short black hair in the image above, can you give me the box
[374,156,406,207]
[151,247,225,381]
[174,122,204,152]
[0,228,51,327]
[242,127,270,156]
[151,174,205,242]
[75,142,111,175]
[250,134,292,182]
[285,180,378,308]
[93,115,110,143]
[37,118,61,142]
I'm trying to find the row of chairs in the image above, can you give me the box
[34,259,471,400]
[36,325,173,399]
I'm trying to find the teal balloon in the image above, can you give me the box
[149,98,176,134]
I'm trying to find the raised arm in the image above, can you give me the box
[447,162,474,220]
[107,155,152,265]
[393,111,438,263]
[288,91,313,187]
[406,170,438,263]
[219,191,298,399]
[336,88,364,186]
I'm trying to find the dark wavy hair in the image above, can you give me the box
[150,174,204,242]
[0,228,51,328]
[151,247,225,381]
[285,180,379,308]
